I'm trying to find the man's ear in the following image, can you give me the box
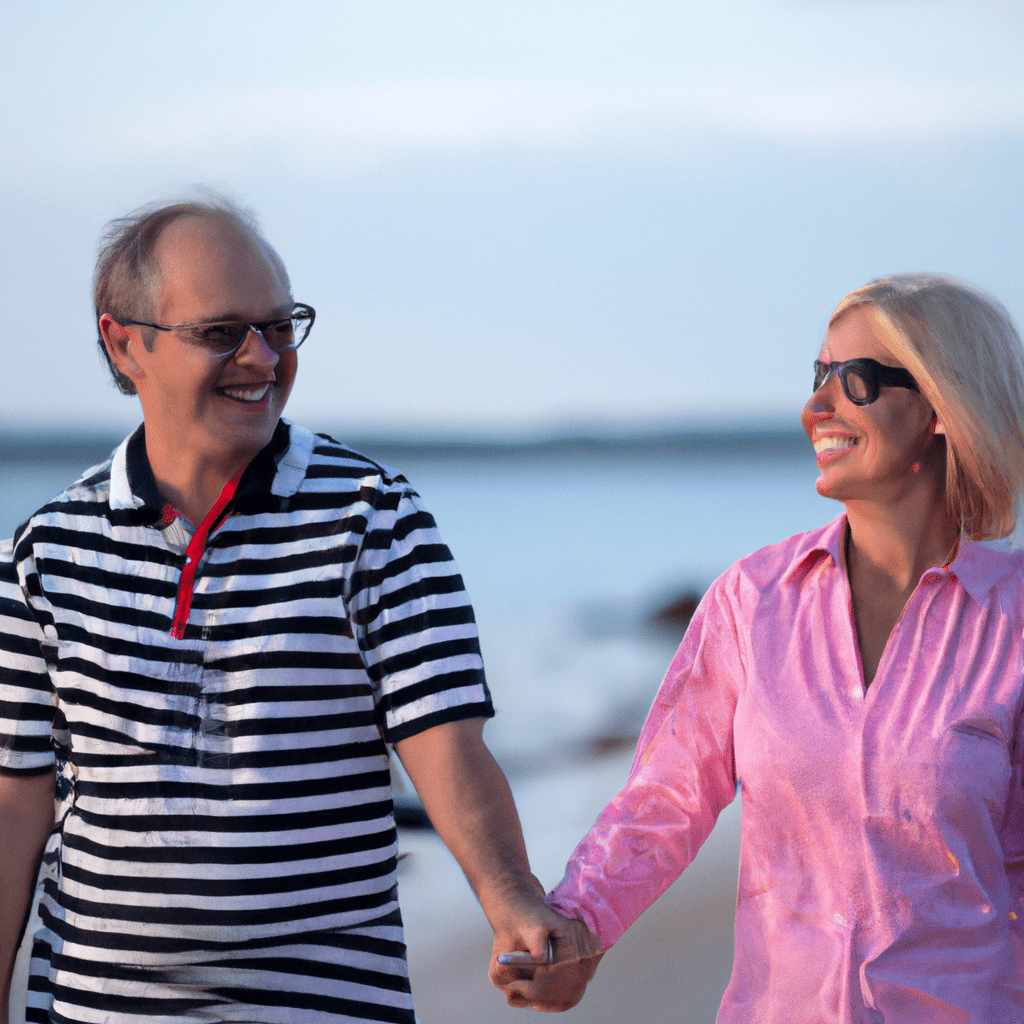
[99,314,145,384]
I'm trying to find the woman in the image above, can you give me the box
[497,274,1024,1020]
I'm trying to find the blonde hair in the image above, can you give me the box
[830,274,1024,541]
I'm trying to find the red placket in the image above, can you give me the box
[167,469,244,640]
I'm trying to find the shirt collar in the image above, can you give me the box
[950,540,1022,606]
[108,425,157,516]
[780,515,847,585]
[780,512,1017,607]
[108,417,311,520]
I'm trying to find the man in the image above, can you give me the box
[0,197,594,1023]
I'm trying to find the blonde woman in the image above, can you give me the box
[496,275,1024,1021]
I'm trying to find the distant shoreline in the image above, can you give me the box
[2,424,809,465]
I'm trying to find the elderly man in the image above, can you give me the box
[0,197,594,1023]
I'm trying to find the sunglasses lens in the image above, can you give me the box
[842,366,872,404]
[813,361,830,391]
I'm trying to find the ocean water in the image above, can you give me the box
[0,441,837,767]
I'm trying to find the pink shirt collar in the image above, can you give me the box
[782,514,1016,608]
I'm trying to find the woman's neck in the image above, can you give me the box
[842,497,959,686]
[844,498,960,594]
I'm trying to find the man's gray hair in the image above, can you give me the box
[93,191,291,395]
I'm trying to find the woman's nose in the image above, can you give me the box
[801,378,838,430]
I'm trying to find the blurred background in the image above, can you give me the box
[2,1,1022,1019]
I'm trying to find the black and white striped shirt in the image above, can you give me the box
[0,419,492,1018]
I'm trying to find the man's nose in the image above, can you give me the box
[235,326,279,365]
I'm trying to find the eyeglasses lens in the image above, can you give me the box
[289,313,313,348]
[187,324,248,354]
[258,319,298,352]
[185,314,313,355]
[261,313,313,352]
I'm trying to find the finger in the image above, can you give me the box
[497,950,550,967]
[549,933,592,964]
[490,961,548,988]
[549,920,602,962]
[504,984,580,1014]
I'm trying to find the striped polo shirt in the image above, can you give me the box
[0,419,492,1007]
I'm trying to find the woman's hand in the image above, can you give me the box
[488,894,603,1012]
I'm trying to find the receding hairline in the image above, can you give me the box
[93,195,291,319]
[146,211,293,308]
[154,208,289,292]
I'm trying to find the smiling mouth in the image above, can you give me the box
[217,383,272,403]
[813,436,857,455]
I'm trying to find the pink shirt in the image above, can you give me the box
[549,516,1024,1022]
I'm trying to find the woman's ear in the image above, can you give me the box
[932,413,946,436]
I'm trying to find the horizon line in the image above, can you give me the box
[2,419,810,464]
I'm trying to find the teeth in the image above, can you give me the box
[814,436,856,454]
[220,384,271,402]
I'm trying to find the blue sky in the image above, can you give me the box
[2,0,1022,436]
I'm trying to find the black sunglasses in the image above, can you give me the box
[813,358,919,406]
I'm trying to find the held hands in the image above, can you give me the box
[487,879,603,1012]
[493,934,603,1013]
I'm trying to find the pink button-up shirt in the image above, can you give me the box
[549,516,1024,1022]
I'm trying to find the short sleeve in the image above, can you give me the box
[0,540,56,773]
[547,566,746,947]
[348,481,492,743]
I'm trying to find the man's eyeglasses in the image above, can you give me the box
[114,303,315,358]
[813,358,918,406]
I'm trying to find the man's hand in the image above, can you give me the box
[488,891,603,1012]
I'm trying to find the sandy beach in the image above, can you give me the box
[399,748,741,1023]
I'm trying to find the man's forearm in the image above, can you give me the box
[395,720,601,1010]
[394,719,536,920]
[0,769,55,1022]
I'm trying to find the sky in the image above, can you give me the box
[2,0,1023,438]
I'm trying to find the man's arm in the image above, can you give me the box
[0,769,54,1024]
[394,718,599,1005]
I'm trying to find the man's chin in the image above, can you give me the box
[206,409,283,461]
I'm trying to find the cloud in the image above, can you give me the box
[6,71,1024,190]
[139,75,1024,157]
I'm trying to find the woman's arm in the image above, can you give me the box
[491,573,745,1010]
[550,577,743,945]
